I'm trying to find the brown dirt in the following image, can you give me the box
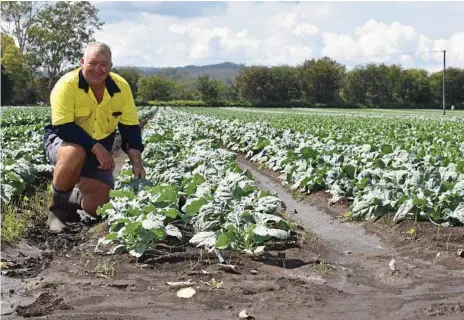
[2,117,464,320]
[236,153,464,268]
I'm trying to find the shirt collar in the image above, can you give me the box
[78,69,121,97]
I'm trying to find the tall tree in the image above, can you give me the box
[113,66,141,99]
[299,57,345,104]
[1,64,14,105]
[1,1,44,54]
[196,74,220,104]
[28,1,103,91]
[236,66,272,103]
[399,69,432,107]
[429,68,464,109]
[268,66,301,103]
[137,75,175,101]
[171,81,198,100]
[1,33,32,103]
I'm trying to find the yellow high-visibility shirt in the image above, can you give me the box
[50,68,139,140]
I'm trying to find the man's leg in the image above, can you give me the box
[53,142,86,190]
[48,141,86,232]
[78,177,112,217]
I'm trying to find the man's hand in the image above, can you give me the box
[127,148,145,179]
[91,143,115,171]
[132,162,146,179]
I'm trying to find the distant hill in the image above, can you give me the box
[121,62,246,82]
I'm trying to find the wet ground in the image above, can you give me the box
[1,144,464,320]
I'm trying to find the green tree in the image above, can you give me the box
[1,1,43,54]
[399,69,433,107]
[28,1,103,92]
[341,67,367,106]
[222,78,239,101]
[268,66,301,103]
[341,63,404,108]
[171,81,198,100]
[299,57,345,104]
[429,68,464,109]
[137,75,175,101]
[1,33,32,104]
[113,66,141,99]
[1,64,14,105]
[236,66,272,103]
[196,74,220,103]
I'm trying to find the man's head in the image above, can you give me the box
[80,42,112,87]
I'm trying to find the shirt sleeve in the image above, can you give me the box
[50,76,96,152]
[50,78,76,125]
[118,82,144,153]
[119,83,139,125]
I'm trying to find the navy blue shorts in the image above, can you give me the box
[44,133,114,189]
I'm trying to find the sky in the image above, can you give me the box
[92,1,464,71]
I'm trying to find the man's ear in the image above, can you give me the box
[80,57,85,67]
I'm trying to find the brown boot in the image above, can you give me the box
[47,186,80,233]
[47,209,68,233]
[66,188,83,223]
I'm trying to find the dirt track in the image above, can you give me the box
[1,149,464,320]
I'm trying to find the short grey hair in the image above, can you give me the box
[83,41,112,61]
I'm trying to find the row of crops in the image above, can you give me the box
[177,107,464,226]
[1,107,53,203]
[0,106,158,205]
[97,108,292,257]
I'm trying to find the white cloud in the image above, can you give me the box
[321,20,464,68]
[322,20,418,61]
[96,1,327,67]
[418,31,464,65]
[293,24,319,37]
[400,54,413,66]
[94,2,463,69]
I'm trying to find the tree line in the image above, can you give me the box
[115,59,464,109]
[2,1,463,109]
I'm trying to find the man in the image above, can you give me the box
[43,41,146,233]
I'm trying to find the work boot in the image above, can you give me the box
[47,186,81,233]
[67,188,83,223]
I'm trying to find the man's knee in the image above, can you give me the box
[56,142,86,171]
[81,193,109,215]
[79,178,111,216]
[53,143,87,190]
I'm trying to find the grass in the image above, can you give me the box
[94,257,118,277]
[314,261,330,276]
[1,183,50,243]
[80,252,119,277]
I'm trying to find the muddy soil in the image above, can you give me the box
[2,124,464,319]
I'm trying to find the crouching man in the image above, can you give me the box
[43,41,146,233]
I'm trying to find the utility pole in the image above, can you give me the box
[443,50,446,115]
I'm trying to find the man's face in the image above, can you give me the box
[80,48,112,87]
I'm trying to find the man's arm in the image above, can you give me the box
[118,82,146,178]
[51,78,96,153]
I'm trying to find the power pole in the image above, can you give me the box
[443,50,446,115]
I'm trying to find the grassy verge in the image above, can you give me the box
[1,183,51,243]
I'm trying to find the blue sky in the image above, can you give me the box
[92,1,464,71]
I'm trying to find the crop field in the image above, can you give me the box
[1,106,464,319]
[181,107,464,226]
